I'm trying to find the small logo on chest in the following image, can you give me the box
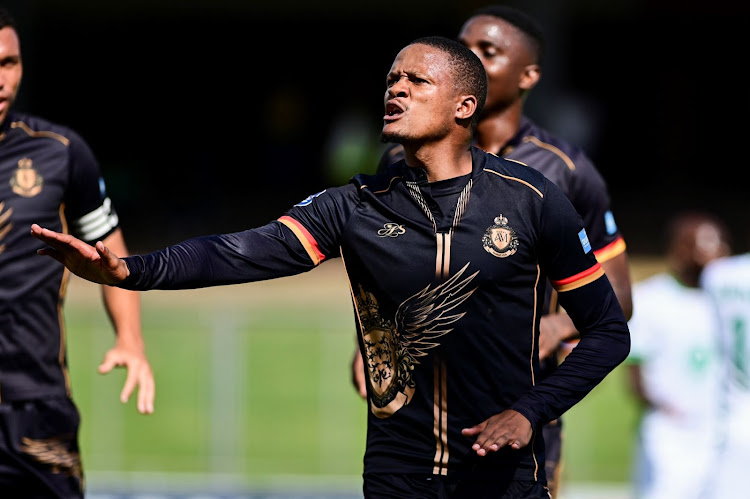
[482,214,519,258]
[9,158,43,198]
[377,223,406,238]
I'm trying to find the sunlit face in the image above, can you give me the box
[381,43,460,144]
[0,26,22,126]
[457,15,533,112]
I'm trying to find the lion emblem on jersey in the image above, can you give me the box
[482,214,519,258]
[9,157,43,198]
[353,263,478,418]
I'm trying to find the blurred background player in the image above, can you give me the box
[350,6,633,497]
[625,211,731,499]
[0,7,154,497]
[701,223,750,499]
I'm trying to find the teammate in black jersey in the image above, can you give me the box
[350,7,634,497]
[32,35,629,499]
[0,7,154,497]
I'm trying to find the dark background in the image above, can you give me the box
[5,0,749,255]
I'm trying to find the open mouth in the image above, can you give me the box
[384,101,404,121]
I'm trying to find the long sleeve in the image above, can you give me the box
[120,222,316,291]
[511,276,630,428]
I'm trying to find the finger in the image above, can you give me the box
[36,247,65,264]
[137,374,155,414]
[33,226,68,248]
[98,354,117,374]
[120,370,138,404]
[471,427,508,454]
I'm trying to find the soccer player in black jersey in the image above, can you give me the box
[0,7,154,497]
[31,35,630,499]
[350,7,634,497]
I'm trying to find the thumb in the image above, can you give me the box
[98,354,116,374]
[461,423,485,437]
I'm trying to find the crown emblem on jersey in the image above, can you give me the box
[356,285,394,332]
[482,213,519,258]
[10,157,43,198]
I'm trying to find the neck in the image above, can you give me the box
[403,139,473,182]
[671,269,700,289]
[474,101,524,154]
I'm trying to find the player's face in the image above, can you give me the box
[381,44,460,144]
[0,27,22,126]
[458,15,536,113]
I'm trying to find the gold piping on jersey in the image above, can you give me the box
[483,169,544,199]
[58,203,72,396]
[363,175,403,195]
[504,157,529,167]
[441,234,451,279]
[11,121,71,146]
[531,432,540,481]
[432,353,449,475]
[523,136,577,171]
[435,234,443,278]
[531,265,541,386]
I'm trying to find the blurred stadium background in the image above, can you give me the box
[4,0,748,497]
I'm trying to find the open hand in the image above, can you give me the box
[30,224,129,285]
[461,409,533,456]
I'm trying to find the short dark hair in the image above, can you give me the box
[410,35,488,135]
[469,5,545,66]
[0,7,16,30]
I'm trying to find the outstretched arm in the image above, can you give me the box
[97,228,155,415]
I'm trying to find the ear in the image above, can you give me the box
[519,64,541,91]
[455,94,478,121]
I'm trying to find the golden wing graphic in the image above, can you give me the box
[0,201,13,254]
[20,436,83,479]
[395,262,479,361]
[357,262,478,417]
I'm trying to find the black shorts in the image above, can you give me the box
[363,472,551,499]
[0,396,84,499]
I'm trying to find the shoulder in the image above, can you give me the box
[7,112,84,147]
[353,163,406,195]
[634,273,673,295]
[703,253,750,283]
[480,148,549,198]
[511,119,605,181]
